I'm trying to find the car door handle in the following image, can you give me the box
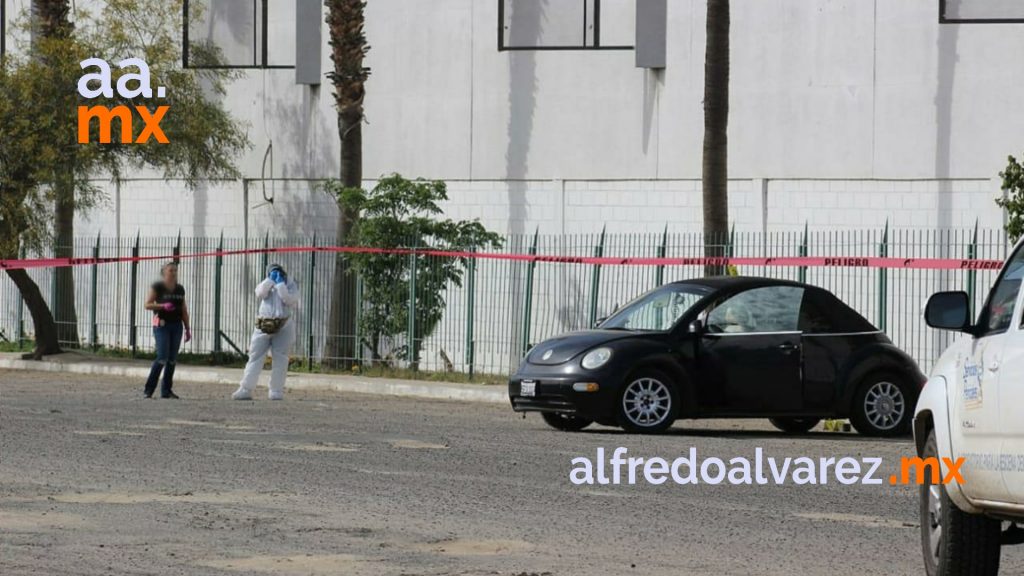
[988,361,1000,373]
[778,343,799,354]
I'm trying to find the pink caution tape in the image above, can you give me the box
[0,246,1005,271]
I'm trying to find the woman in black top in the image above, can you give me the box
[143,262,191,398]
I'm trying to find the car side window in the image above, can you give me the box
[978,244,1024,336]
[798,289,877,334]
[798,294,833,333]
[706,286,804,334]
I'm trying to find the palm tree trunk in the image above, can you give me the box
[702,0,730,276]
[326,112,362,366]
[324,0,370,367]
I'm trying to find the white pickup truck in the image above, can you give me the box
[916,242,1024,576]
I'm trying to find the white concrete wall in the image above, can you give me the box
[2,0,1020,237]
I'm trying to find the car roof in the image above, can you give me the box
[668,276,810,291]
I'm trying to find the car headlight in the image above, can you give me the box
[581,347,612,370]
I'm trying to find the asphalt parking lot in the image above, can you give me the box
[2,369,1023,576]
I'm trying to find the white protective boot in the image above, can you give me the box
[231,387,253,400]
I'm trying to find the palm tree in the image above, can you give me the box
[702,0,729,275]
[325,0,370,366]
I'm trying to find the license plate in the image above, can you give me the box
[520,380,536,397]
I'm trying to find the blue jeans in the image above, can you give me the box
[144,320,183,396]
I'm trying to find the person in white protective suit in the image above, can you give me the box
[231,263,301,400]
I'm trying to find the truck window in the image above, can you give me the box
[977,243,1024,336]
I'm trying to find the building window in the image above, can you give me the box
[1,0,7,59]
[498,0,634,51]
[183,0,295,69]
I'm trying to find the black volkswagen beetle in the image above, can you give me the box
[509,277,924,436]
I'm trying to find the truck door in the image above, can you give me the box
[988,249,1024,505]
[954,246,1024,503]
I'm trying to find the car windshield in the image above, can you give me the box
[599,284,712,331]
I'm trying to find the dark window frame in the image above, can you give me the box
[497,0,634,52]
[183,0,295,70]
[939,0,1024,24]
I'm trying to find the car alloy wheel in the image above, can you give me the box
[622,377,672,428]
[863,381,906,432]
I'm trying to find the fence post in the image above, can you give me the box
[90,233,100,350]
[261,232,269,274]
[967,220,978,317]
[521,229,539,356]
[355,274,363,366]
[407,248,418,370]
[307,234,316,371]
[798,222,808,284]
[129,232,140,357]
[465,252,477,380]
[213,232,223,355]
[16,244,25,348]
[655,226,667,287]
[877,221,889,332]
[726,223,736,275]
[588,227,606,326]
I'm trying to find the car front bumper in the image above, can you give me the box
[508,365,622,424]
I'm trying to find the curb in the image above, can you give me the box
[0,355,509,405]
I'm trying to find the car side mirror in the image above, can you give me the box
[688,319,704,334]
[924,291,972,332]
[594,316,607,328]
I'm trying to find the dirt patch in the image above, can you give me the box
[164,419,254,431]
[390,439,448,450]
[0,510,89,531]
[198,554,366,574]
[74,430,146,437]
[414,538,535,556]
[15,490,275,505]
[794,512,916,529]
[273,442,359,453]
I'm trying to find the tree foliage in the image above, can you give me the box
[997,155,1024,243]
[0,0,248,356]
[326,175,503,367]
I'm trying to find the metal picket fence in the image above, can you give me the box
[0,227,1009,377]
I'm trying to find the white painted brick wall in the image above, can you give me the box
[74,177,1006,242]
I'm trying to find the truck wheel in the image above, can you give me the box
[920,430,1001,576]
[850,371,914,437]
[769,418,821,434]
[541,412,592,432]
[617,368,679,434]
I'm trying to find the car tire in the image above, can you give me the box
[849,371,915,437]
[769,417,821,434]
[616,368,679,434]
[920,430,1002,576]
[541,412,593,432]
